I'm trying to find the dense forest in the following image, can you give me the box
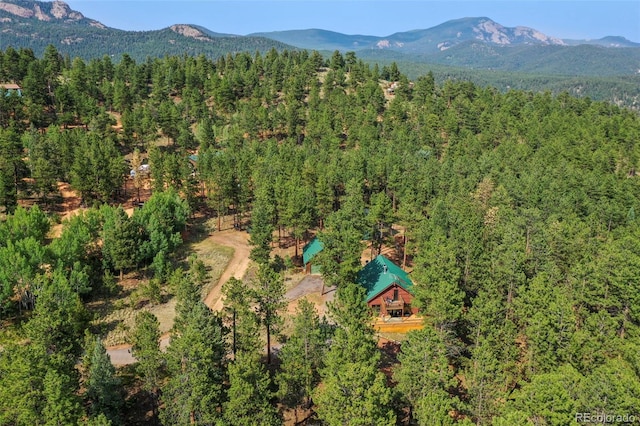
[358,52,640,111]
[1,44,640,425]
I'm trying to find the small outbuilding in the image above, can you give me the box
[357,255,418,317]
[0,83,22,96]
[302,237,324,274]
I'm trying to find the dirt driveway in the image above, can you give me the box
[203,229,251,311]
[107,229,339,366]
[285,275,335,317]
[108,229,250,365]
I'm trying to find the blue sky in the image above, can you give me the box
[62,1,640,42]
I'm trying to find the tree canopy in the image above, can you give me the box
[1,45,640,425]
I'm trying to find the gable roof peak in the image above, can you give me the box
[358,254,414,302]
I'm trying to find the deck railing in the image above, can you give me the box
[383,295,405,310]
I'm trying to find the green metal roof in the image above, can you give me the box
[357,255,414,302]
[302,237,324,265]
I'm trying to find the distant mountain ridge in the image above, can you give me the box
[0,0,638,79]
[251,17,640,77]
[563,36,640,48]
[0,0,101,26]
[0,0,293,60]
[251,16,640,52]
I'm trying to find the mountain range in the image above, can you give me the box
[251,18,640,77]
[251,17,640,53]
[2,0,638,74]
[1,0,640,107]
[0,0,292,60]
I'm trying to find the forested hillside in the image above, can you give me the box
[1,45,640,425]
[359,51,640,110]
[2,0,639,110]
[0,0,293,61]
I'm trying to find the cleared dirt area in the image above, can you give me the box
[93,224,233,348]
[91,275,181,348]
[31,179,230,350]
[101,219,413,365]
[284,274,335,318]
[100,228,233,351]
[203,228,251,311]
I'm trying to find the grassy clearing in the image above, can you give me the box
[88,277,179,347]
[283,270,306,292]
[92,224,234,347]
[188,235,234,300]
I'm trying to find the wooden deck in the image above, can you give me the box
[373,315,424,333]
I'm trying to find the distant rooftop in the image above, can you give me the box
[0,83,21,90]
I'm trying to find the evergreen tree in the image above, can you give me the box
[412,228,464,333]
[161,277,227,425]
[133,188,190,261]
[394,327,458,425]
[0,126,26,213]
[248,185,274,266]
[223,350,281,426]
[283,173,315,259]
[25,128,60,201]
[85,338,124,425]
[276,299,324,422]
[101,205,142,279]
[315,208,364,290]
[70,132,125,202]
[130,148,144,203]
[42,368,84,426]
[495,364,582,426]
[254,264,286,364]
[367,190,394,258]
[25,270,88,358]
[130,311,163,415]
[222,277,260,357]
[0,343,84,426]
[314,284,395,426]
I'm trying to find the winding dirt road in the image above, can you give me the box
[107,229,334,366]
[107,229,250,365]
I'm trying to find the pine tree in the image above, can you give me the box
[130,311,162,415]
[412,228,464,333]
[393,327,458,425]
[0,126,26,213]
[130,148,144,203]
[249,186,274,266]
[42,368,84,426]
[86,338,124,425]
[222,277,260,357]
[276,299,324,422]
[367,191,394,258]
[161,276,227,425]
[100,206,141,280]
[223,350,281,426]
[254,264,286,364]
[25,270,88,358]
[0,343,83,426]
[314,284,395,426]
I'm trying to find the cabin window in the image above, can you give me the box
[393,289,399,301]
